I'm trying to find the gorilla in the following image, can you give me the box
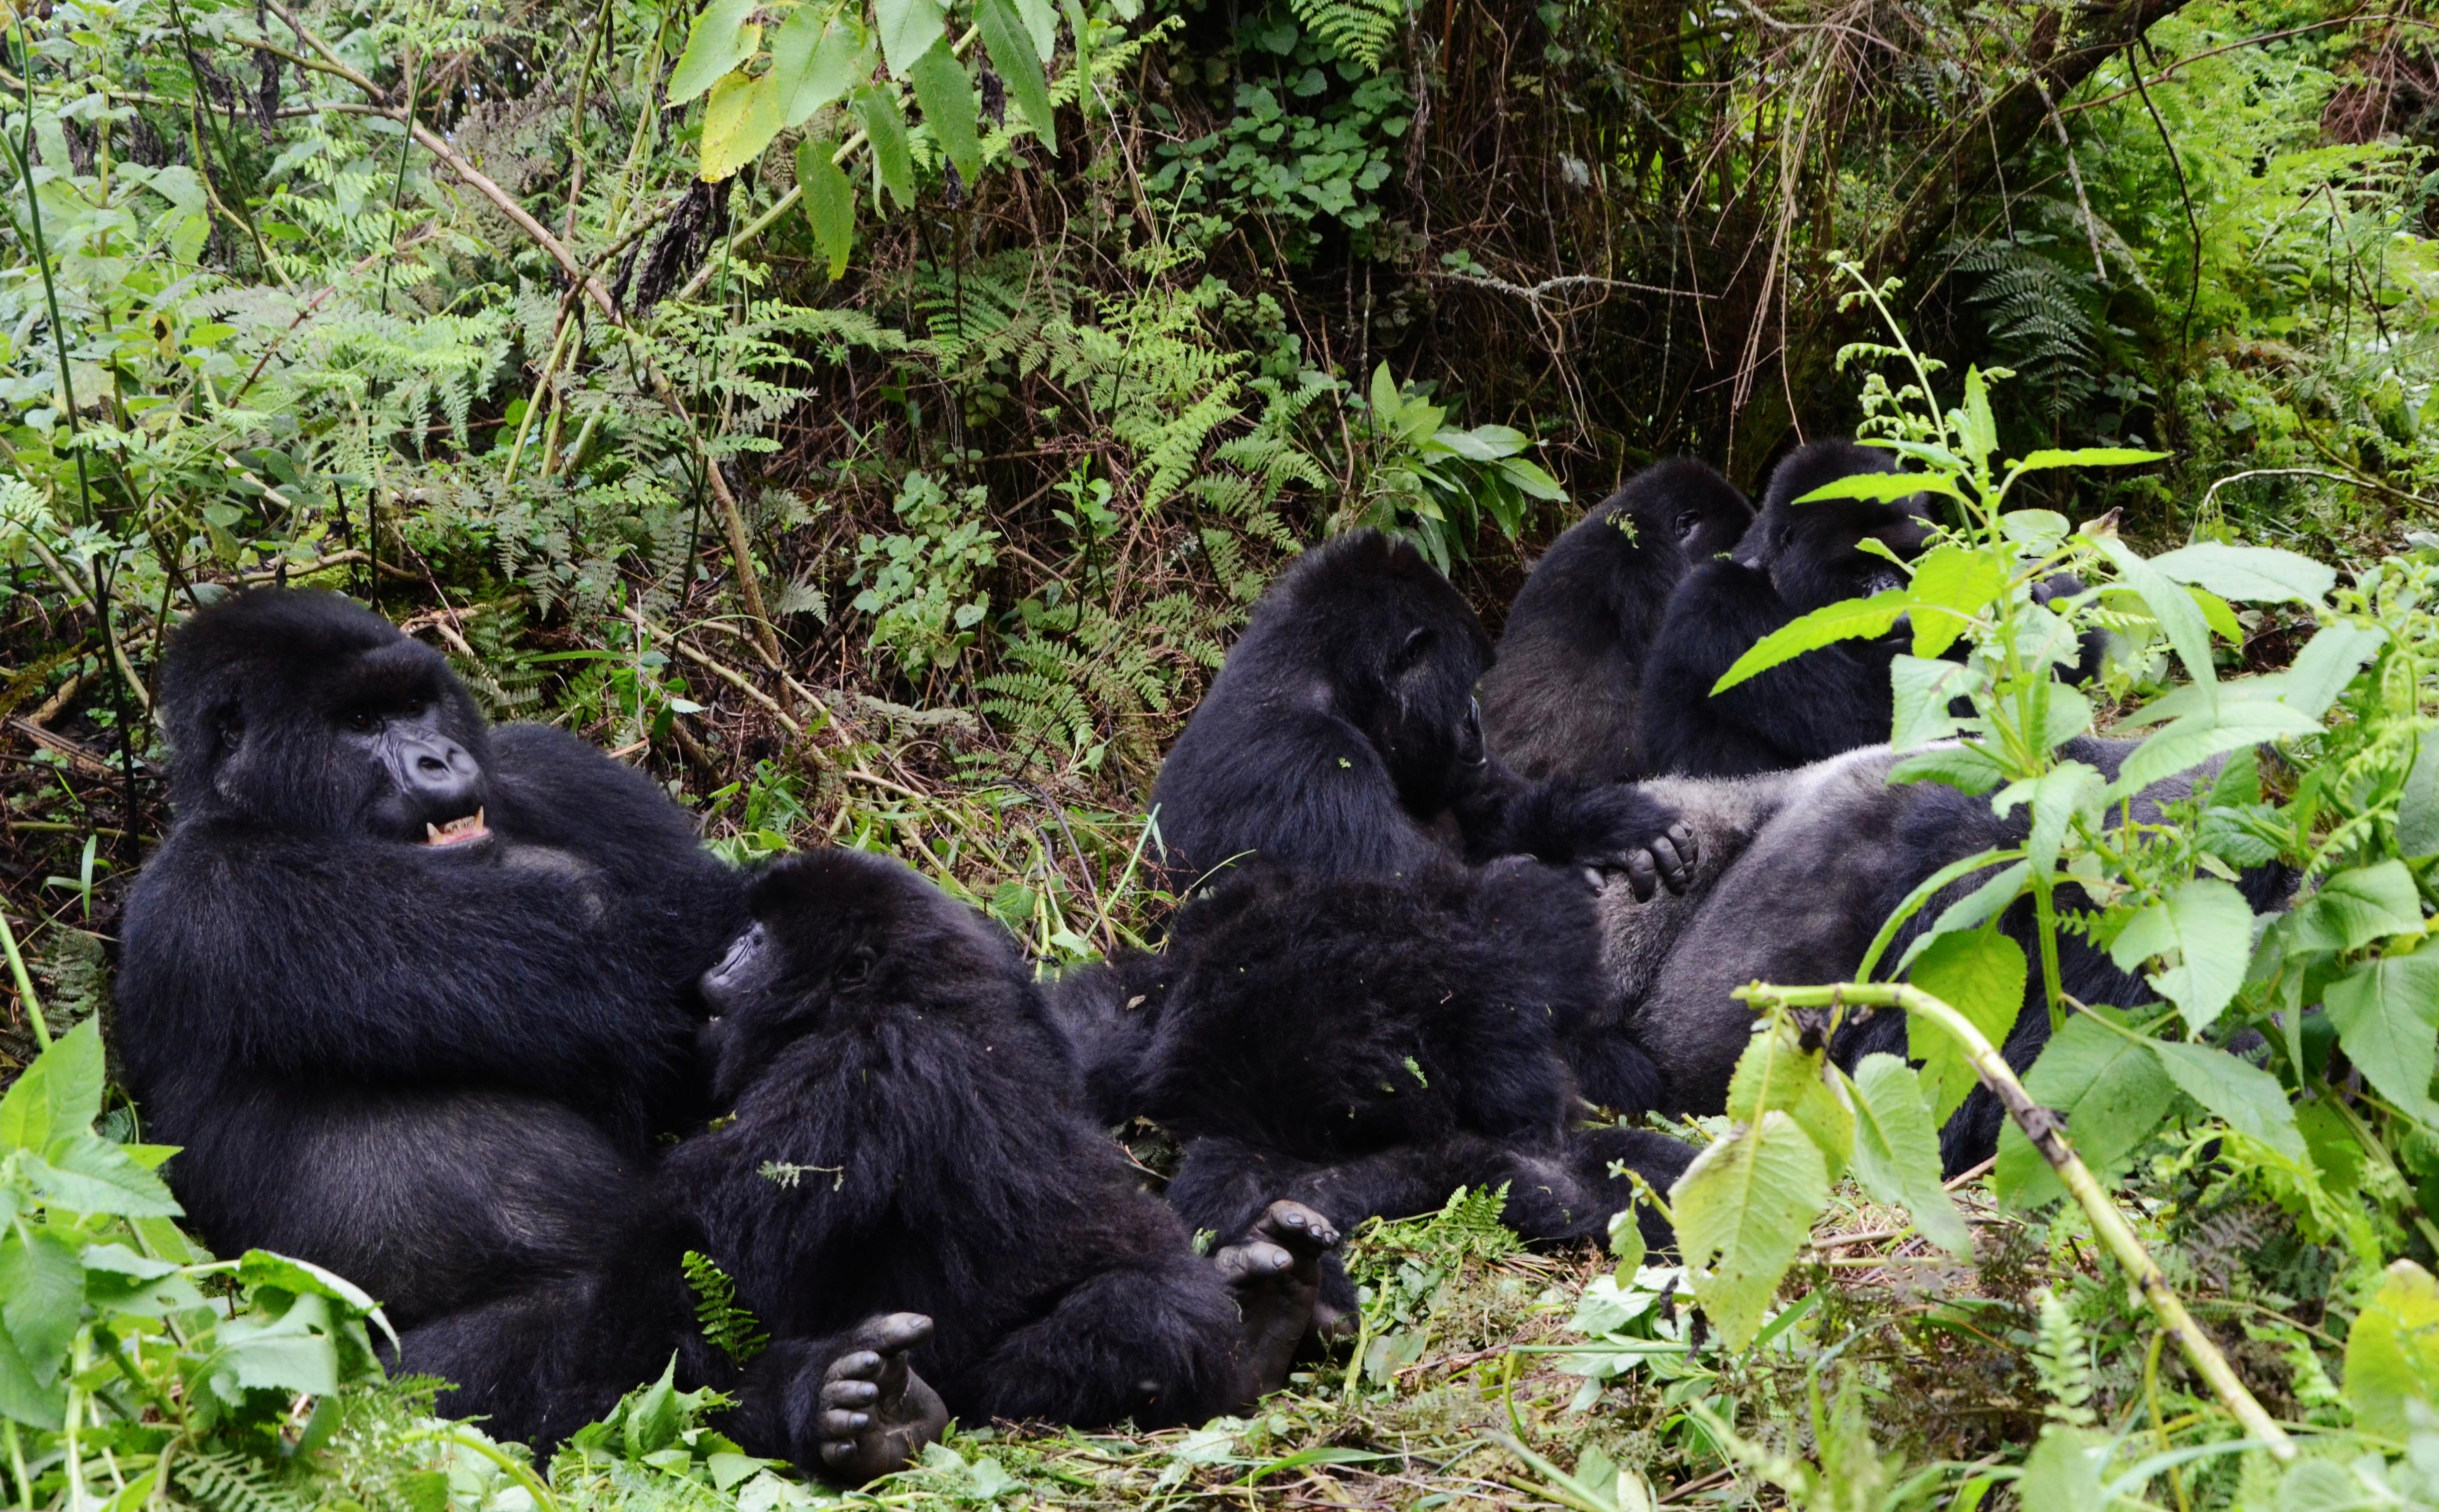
[1151,528,1697,898]
[1637,441,1935,778]
[1050,861,1694,1324]
[1591,738,2292,1170]
[1481,459,1755,784]
[670,848,1339,1428]
[116,590,937,1473]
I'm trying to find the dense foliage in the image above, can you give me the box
[4,0,2439,1502]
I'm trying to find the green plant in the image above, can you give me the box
[850,468,1002,678]
[1334,364,1566,572]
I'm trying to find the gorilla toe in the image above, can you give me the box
[1215,1200,1342,1399]
[810,1314,947,1483]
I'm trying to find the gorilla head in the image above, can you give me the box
[160,590,490,843]
[1737,441,1936,613]
[1631,457,1754,561]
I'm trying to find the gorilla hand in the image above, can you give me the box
[1213,1200,1340,1405]
[1571,787,1698,900]
[811,1313,948,1483]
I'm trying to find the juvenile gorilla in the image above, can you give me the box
[1636,441,1934,778]
[668,848,1341,1429]
[1481,458,1754,783]
[118,591,935,1471]
[1051,861,1692,1321]
[1151,528,1696,897]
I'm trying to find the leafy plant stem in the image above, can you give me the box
[6,16,96,528]
[1738,978,2296,1458]
[0,905,50,1050]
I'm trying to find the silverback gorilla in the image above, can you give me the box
[1150,529,1697,899]
[668,848,1339,1426]
[1481,458,1754,784]
[116,591,942,1473]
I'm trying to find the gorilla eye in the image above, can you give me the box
[346,710,379,733]
[836,946,877,986]
[215,710,245,751]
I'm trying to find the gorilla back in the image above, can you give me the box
[117,590,744,1325]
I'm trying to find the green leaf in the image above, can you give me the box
[628,1357,683,1457]
[1606,1207,1645,1282]
[1014,0,1058,56]
[0,1017,104,1152]
[2147,541,2338,607]
[2187,584,2242,646]
[768,7,865,129]
[1791,471,1958,504]
[977,0,1055,146]
[2347,1259,2439,1439]
[2286,861,2426,954]
[2406,734,2439,859]
[1711,590,1909,695]
[797,138,857,279]
[856,87,917,211]
[2276,622,2387,722]
[2148,1041,2304,1160]
[2010,446,2170,473]
[1889,654,1973,750]
[1435,424,1524,462]
[1957,367,1997,471]
[2094,537,2219,696]
[1907,545,2006,658]
[2326,953,2439,1126]
[2016,1425,2111,1512]
[1725,1023,1851,1184]
[668,0,763,106]
[874,0,948,74]
[1843,1055,1972,1256]
[2001,509,2070,552]
[907,43,981,184]
[2107,878,2255,1033]
[0,1228,82,1383]
[1888,743,2008,794]
[1669,1111,1828,1351]
[0,1326,63,1431]
[699,71,783,181]
[1996,1009,2178,1208]
[1907,928,2027,1126]
[25,1133,181,1217]
[1494,456,1568,502]
[1992,759,2102,878]
[2106,700,2324,802]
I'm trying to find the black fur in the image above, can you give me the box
[666,849,1262,1429]
[1482,459,1754,783]
[1636,441,1934,778]
[1148,529,1688,886]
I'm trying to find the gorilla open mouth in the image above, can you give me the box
[424,809,490,846]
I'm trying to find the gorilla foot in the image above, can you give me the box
[811,1313,949,1483]
[1214,1200,1341,1403]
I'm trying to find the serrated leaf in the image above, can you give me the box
[1899,861,2032,976]
[1606,1207,1645,1282]
[2148,541,2338,607]
[1907,545,2006,658]
[2108,878,2254,1033]
[1791,471,1957,504]
[668,0,763,106]
[874,0,948,74]
[2286,861,2425,954]
[2017,1425,2112,1512]
[2001,509,2069,552]
[1014,0,1057,56]
[2326,953,2439,1126]
[855,87,917,211]
[2278,622,2387,722]
[1889,654,1973,750]
[1958,367,1997,470]
[1992,760,2102,878]
[797,138,856,279]
[906,43,980,184]
[26,1133,183,1217]
[699,70,783,181]
[0,1326,62,1431]
[1669,1111,1828,1350]
[1843,1055,1972,1256]
[1907,928,2026,1125]
[0,1229,82,1383]
[0,1017,103,1152]
[1725,1023,1851,1184]
[2405,735,2439,859]
[2346,1259,2439,1440]
[1995,1009,2178,1208]
[1888,743,2008,794]
[2149,1041,2304,1159]
[977,0,1055,146]
[2010,447,2170,473]
[2187,584,2242,645]
[1711,590,1909,695]
[768,7,863,129]
[2105,701,2324,802]
[2094,537,2219,697]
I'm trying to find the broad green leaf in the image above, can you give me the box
[977,0,1055,146]
[2148,1041,2304,1160]
[855,88,917,211]
[797,138,857,279]
[2148,541,2338,607]
[2000,509,2069,552]
[1907,928,2026,1125]
[1725,1023,1851,1183]
[2406,734,2439,859]
[1435,424,1523,461]
[2010,447,2170,472]
[25,1134,182,1217]
[0,1228,81,1382]
[1843,1055,1972,1256]
[1992,759,2102,877]
[1907,545,2006,658]
[1669,1111,1828,1350]
[2277,622,2387,721]
[1711,590,1909,695]
[874,0,948,74]
[699,71,783,181]
[216,1291,350,1397]
[2285,861,2425,954]
[629,1356,684,1456]
[0,1016,103,1151]
[2106,701,2324,802]
[2107,878,2254,1033]
[1494,455,1568,501]
[1014,0,1058,56]
[1957,367,1997,470]
[1888,743,2008,794]
[2326,953,2439,1125]
[1606,1207,1645,1282]
[1889,654,1973,750]
[907,43,981,184]
[668,0,763,106]
[2187,584,2242,645]
[1791,471,1958,504]
[1995,1008,2178,1208]
[2016,1425,2111,1512]
[2094,537,2219,696]
[768,8,864,129]
[238,1250,382,1313]
[2347,1259,2439,1439]
[1899,860,2032,975]
[0,1327,62,1431]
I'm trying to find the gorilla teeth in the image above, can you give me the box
[425,809,489,845]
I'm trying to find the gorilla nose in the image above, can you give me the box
[399,734,480,807]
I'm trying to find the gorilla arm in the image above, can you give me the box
[1444,759,1697,899]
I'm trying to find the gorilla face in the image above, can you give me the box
[1771,498,1934,612]
[160,590,494,841]
[1367,620,1490,812]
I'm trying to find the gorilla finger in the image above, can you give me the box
[824,1350,883,1384]
[1213,1240,1294,1284]
[1668,822,1698,868]
[819,1441,854,1468]
[853,1312,934,1356]
[823,1380,881,1409]
[1581,866,1605,893]
[1622,851,1658,901]
[820,1409,874,1438]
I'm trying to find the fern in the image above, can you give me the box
[681,1250,770,1366]
[2029,1286,2097,1427]
[1285,0,1405,68]
[1948,226,2100,422]
[173,1450,316,1512]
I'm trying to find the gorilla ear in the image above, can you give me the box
[1391,626,1436,675]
